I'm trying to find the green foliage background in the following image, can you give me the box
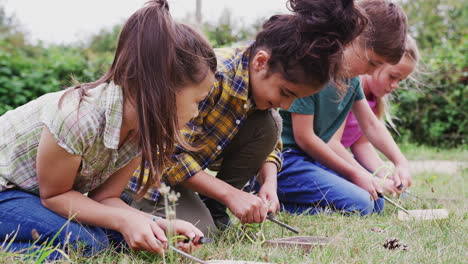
[0,0,466,147]
[393,0,467,147]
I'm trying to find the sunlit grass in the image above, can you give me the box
[1,147,466,263]
[398,142,468,161]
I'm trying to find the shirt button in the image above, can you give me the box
[217,145,222,150]
[243,104,248,109]
[236,120,241,125]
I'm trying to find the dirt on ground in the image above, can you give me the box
[409,160,467,175]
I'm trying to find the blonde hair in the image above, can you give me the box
[375,34,419,131]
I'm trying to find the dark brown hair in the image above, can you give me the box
[61,0,216,198]
[250,0,368,89]
[358,0,408,65]
[173,24,217,88]
[404,34,419,63]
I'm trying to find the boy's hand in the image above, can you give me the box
[225,189,268,224]
[351,171,382,200]
[258,182,280,213]
[375,177,399,196]
[257,162,280,213]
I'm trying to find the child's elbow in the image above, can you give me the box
[40,197,53,209]
[294,134,310,150]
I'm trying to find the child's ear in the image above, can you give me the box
[251,50,271,72]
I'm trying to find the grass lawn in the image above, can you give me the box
[398,142,468,161]
[1,145,466,263]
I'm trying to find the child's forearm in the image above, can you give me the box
[353,100,407,167]
[328,137,368,174]
[297,133,362,181]
[350,136,387,176]
[292,113,365,181]
[99,196,155,219]
[363,121,407,166]
[40,190,132,232]
[256,162,277,185]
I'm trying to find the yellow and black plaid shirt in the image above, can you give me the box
[128,45,282,201]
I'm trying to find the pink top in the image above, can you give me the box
[341,96,377,148]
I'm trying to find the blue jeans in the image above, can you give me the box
[276,148,384,215]
[0,189,125,259]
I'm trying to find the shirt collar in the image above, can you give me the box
[221,45,251,101]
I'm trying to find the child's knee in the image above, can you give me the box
[347,193,376,215]
[354,196,386,215]
[373,197,385,214]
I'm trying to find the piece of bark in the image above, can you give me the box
[398,209,449,220]
[263,236,337,252]
[206,261,275,264]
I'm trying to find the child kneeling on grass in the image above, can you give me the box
[338,35,419,195]
[124,0,370,234]
[276,0,411,216]
[0,0,216,259]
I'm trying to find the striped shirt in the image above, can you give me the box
[129,45,282,201]
[0,82,140,194]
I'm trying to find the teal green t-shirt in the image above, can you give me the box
[280,77,364,149]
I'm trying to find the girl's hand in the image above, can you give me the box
[392,163,412,191]
[374,177,399,196]
[157,219,204,253]
[118,212,168,254]
[352,172,382,200]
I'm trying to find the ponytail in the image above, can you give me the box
[61,0,216,198]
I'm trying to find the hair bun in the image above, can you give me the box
[342,0,353,8]
[287,0,368,47]
[154,0,170,11]
[252,0,368,89]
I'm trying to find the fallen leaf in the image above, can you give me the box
[371,227,385,233]
[31,229,40,241]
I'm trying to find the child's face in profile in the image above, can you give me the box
[368,56,415,97]
[176,72,215,126]
[248,50,319,110]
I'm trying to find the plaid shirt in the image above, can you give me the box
[129,45,282,201]
[0,82,140,194]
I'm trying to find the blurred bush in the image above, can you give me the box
[391,0,467,147]
[393,40,467,147]
[0,1,466,147]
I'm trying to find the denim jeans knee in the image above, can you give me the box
[0,189,124,259]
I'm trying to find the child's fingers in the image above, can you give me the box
[370,188,379,200]
[192,226,204,239]
[371,181,381,200]
[372,179,383,195]
[392,173,402,188]
[406,176,413,187]
[258,194,271,212]
[174,222,204,244]
[150,222,168,243]
[374,187,383,197]
[177,241,197,253]
[146,235,165,254]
